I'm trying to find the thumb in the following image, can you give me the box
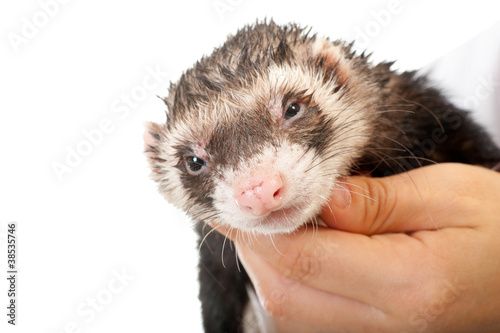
[320,163,493,234]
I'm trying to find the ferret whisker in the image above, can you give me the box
[268,234,285,256]
[310,215,319,244]
[235,229,242,272]
[302,220,308,237]
[303,137,411,173]
[281,206,292,232]
[388,92,444,131]
[221,226,234,269]
[330,183,354,207]
[334,181,370,196]
[198,221,224,253]
[344,188,377,203]
[364,149,406,175]
[323,195,336,220]
[145,22,500,332]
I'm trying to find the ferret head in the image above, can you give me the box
[145,21,380,234]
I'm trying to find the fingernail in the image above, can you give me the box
[330,184,352,209]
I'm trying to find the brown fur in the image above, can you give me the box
[145,20,500,332]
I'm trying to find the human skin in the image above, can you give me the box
[217,163,500,332]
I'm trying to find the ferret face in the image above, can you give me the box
[145,22,378,234]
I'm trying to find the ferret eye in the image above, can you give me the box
[285,103,301,119]
[185,156,207,174]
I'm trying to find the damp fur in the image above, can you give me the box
[144,20,500,332]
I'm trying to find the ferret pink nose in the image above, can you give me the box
[235,174,285,217]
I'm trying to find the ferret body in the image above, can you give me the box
[145,21,500,332]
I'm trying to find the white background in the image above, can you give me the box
[1,0,499,332]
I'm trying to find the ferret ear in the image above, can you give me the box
[311,38,350,88]
[144,121,167,174]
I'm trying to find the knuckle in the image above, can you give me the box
[258,286,288,318]
[281,248,320,283]
[257,249,322,319]
[258,281,304,320]
[362,177,397,232]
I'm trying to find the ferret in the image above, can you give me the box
[144,21,500,332]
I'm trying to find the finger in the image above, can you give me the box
[237,242,387,332]
[321,163,495,234]
[231,225,433,308]
[210,164,496,306]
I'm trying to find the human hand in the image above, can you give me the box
[220,163,500,332]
